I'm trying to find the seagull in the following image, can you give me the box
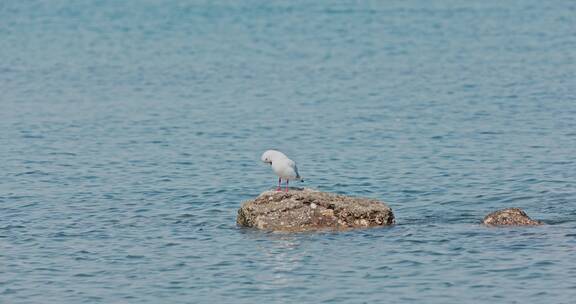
[261,150,303,192]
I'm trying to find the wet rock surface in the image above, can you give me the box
[237,188,395,232]
[483,208,543,226]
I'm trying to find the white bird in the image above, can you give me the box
[261,150,303,192]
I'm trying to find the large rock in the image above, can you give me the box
[237,188,395,232]
[483,208,543,226]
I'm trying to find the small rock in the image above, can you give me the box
[483,208,543,226]
[237,188,395,232]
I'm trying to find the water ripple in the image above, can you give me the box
[2,1,576,303]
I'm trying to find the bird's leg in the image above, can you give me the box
[285,179,289,192]
[277,177,282,191]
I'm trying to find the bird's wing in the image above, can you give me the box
[290,160,302,179]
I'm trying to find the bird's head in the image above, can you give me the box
[261,150,276,165]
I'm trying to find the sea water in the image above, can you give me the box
[1,0,575,303]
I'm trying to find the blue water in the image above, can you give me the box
[2,0,576,303]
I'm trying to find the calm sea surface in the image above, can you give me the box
[2,1,576,303]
